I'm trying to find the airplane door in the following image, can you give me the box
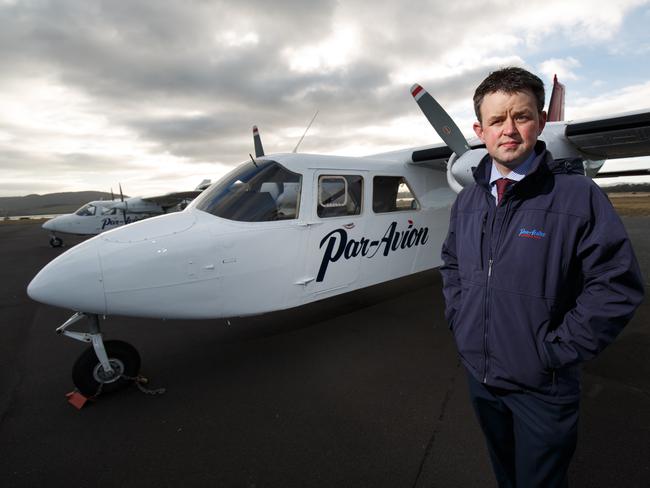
[305,171,366,297]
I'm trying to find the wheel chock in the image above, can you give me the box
[66,391,91,410]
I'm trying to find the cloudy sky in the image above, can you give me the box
[1,0,650,197]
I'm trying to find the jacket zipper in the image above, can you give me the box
[483,196,511,383]
[483,257,493,382]
[482,193,495,383]
[479,212,487,270]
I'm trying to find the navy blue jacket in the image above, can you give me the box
[440,141,644,401]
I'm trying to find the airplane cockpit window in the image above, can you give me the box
[75,203,97,216]
[193,160,302,222]
[317,175,363,218]
[373,176,419,213]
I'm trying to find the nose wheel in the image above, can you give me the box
[56,313,142,397]
[49,236,63,247]
[72,340,141,397]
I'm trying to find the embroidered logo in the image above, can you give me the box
[518,228,546,239]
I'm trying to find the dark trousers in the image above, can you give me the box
[466,371,579,488]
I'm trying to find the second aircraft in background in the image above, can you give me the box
[42,180,211,247]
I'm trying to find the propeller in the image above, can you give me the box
[410,83,486,193]
[119,183,128,225]
[253,125,265,157]
[410,84,470,156]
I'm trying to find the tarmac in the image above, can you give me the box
[0,218,648,488]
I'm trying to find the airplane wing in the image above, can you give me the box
[565,109,650,160]
[409,142,450,170]
[408,139,488,171]
[407,108,650,175]
[593,168,650,179]
[141,190,203,209]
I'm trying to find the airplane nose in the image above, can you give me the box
[27,238,107,314]
[42,218,55,231]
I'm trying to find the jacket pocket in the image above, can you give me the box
[451,282,485,373]
[487,292,556,392]
[456,210,488,277]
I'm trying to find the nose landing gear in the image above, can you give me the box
[49,235,63,247]
[72,339,141,397]
[57,313,141,397]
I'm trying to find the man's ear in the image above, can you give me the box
[473,121,485,142]
[538,111,547,135]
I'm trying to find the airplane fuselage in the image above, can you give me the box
[42,200,164,238]
[29,153,455,319]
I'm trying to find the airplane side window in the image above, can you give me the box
[373,176,419,213]
[75,204,96,216]
[193,160,302,222]
[317,175,363,218]
[319,177,348,208]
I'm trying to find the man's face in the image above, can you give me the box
[473,90,546,172]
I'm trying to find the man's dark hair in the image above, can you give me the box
[473,67,545,122]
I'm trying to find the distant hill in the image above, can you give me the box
[600,182,650,193]
[0,191,128,216]
[1,183,647,217]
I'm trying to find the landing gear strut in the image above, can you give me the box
[57,313,141,397]
[49,235,63,247]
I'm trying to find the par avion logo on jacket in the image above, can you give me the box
[518,228,546,240]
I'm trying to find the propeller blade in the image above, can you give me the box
[410,84,470,156]
[253,125,265,157]
[110,188,114,201]
[118,183,127,225]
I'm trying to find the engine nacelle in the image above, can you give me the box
[447,149,488,193]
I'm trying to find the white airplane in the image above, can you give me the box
[43,181,211,247]
[27,79,650,398]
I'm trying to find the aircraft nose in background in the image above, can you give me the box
[27,239,107,314]
[41,218,55,231]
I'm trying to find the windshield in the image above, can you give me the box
[194,160,302,222]
[75,203,96,216]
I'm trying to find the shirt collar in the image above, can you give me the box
[489,150,537,186]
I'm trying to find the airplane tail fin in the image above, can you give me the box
[547,74,565,122]
[195,179,212,191]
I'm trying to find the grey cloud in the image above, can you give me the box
[1,0,644,196]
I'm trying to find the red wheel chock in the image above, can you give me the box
[66,391,91,410]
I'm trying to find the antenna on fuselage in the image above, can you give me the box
[292,110,319,153]
[249,153,258,168]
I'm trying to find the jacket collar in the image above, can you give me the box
[473,140,551,195]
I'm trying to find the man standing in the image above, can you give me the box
[439,67,644,487]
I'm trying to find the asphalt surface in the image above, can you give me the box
[0,218,648,488]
